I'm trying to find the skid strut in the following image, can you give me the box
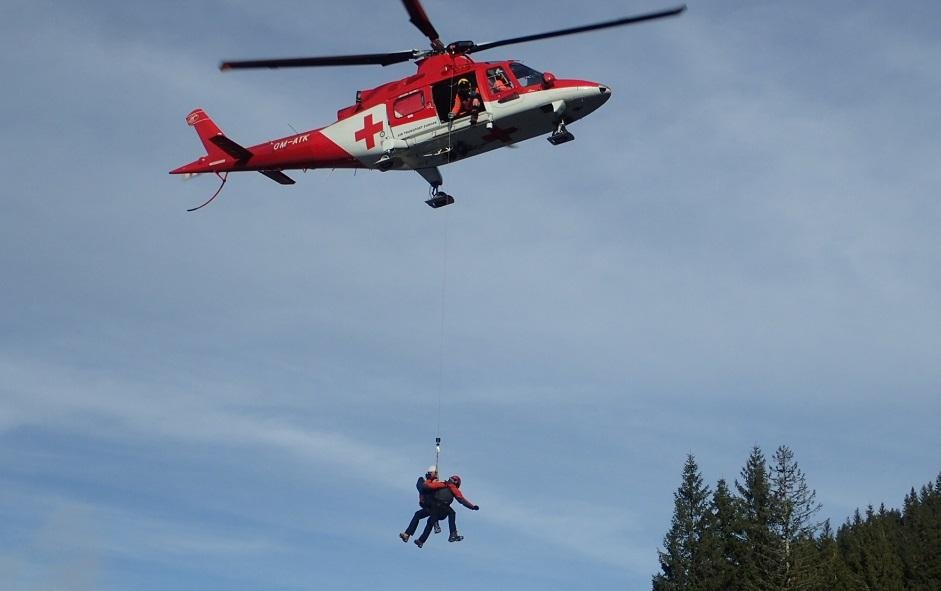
[548,121,575,145]
[418,167,454,208]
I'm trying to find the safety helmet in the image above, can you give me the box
[449,474,462,487]
[426,465,438,477]
[457,78,470,87]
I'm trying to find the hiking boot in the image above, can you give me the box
[414,539,424,548]
[448,534,464,543]
[433,522,441,534]
[399,532,410,543]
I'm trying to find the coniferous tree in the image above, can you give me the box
[858,504,905,590]
[735,446,778,591]
[922,476,941,585]
[651,452,941,591]
[927,475,941,584]
[768,445,822,590]
[700,478,741,591]
[902,476,941,587]
[832,474,941,589]
[837,509,867,583]
[900,486,925,588]
[812,520,861,591]
[653,454,712,591]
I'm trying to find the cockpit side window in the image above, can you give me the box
[509,62,543,88]
[486,66,514,94]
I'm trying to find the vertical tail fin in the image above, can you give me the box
[186,109,229,158]
[171,109,253,175]
[186,108,253,161]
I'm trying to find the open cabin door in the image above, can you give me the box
[431,72,482,123]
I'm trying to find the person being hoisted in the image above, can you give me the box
[449,78,482,125]
[412,474,479,548]
[399,466,443,543]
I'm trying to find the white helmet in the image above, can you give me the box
[426,465,438,476]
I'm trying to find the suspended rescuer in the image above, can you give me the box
[399,466,442,543]
[413,474,479,548]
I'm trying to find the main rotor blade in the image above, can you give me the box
[220,50,419,70]
[470,5,686,54]
[402,0,443,50]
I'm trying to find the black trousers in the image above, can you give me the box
[418,506,456,543]
[405,507,432,536]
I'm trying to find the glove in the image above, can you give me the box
[472,505,480,511]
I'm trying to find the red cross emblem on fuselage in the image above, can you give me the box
[354,114,384,150]
[482,125,518,144]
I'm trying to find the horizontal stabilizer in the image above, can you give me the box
[260,170,296,185]
[210,135,253,162]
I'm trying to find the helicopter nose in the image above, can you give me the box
[549,81,612,123]
[578,83,611,113]
[576,82,611,106]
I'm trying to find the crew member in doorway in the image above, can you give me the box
[449,78,482,125]
[414,474,479,548]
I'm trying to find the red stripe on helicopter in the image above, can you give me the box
[248,130,359,169]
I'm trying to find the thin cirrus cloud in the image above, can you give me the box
[1,1,940,590]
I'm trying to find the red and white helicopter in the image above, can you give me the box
[171,0,685,209]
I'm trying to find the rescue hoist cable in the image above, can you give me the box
[435,202,449,440]
[434,72,453,472]
[430,206,449,486]
[431,59,457,477]
[445,54,460,167]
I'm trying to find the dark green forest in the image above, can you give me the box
[652,446,941,590]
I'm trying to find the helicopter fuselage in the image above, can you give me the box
[170,54,610,181]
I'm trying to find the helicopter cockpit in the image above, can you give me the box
[508,62,543,88]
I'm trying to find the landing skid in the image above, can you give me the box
[417,167,455,208]
[547,122,575,145]
[547,130,575,145]
[425,191,455,208]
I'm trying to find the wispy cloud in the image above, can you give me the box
[2,2,940,589]
[1,353,649,569]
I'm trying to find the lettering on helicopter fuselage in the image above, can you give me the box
[272,134,310,151]
[398,121,439,139]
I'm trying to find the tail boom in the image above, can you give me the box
[170,108,360,178]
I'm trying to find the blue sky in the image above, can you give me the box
[2,0,940,589]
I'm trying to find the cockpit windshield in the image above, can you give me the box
[509,62,543,88]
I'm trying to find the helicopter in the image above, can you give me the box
[170,0,686,209]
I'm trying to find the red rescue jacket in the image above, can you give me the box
[448,483,476,510]
[417,476,440,507]
[450,89,479,116]
[426,479,475,509]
